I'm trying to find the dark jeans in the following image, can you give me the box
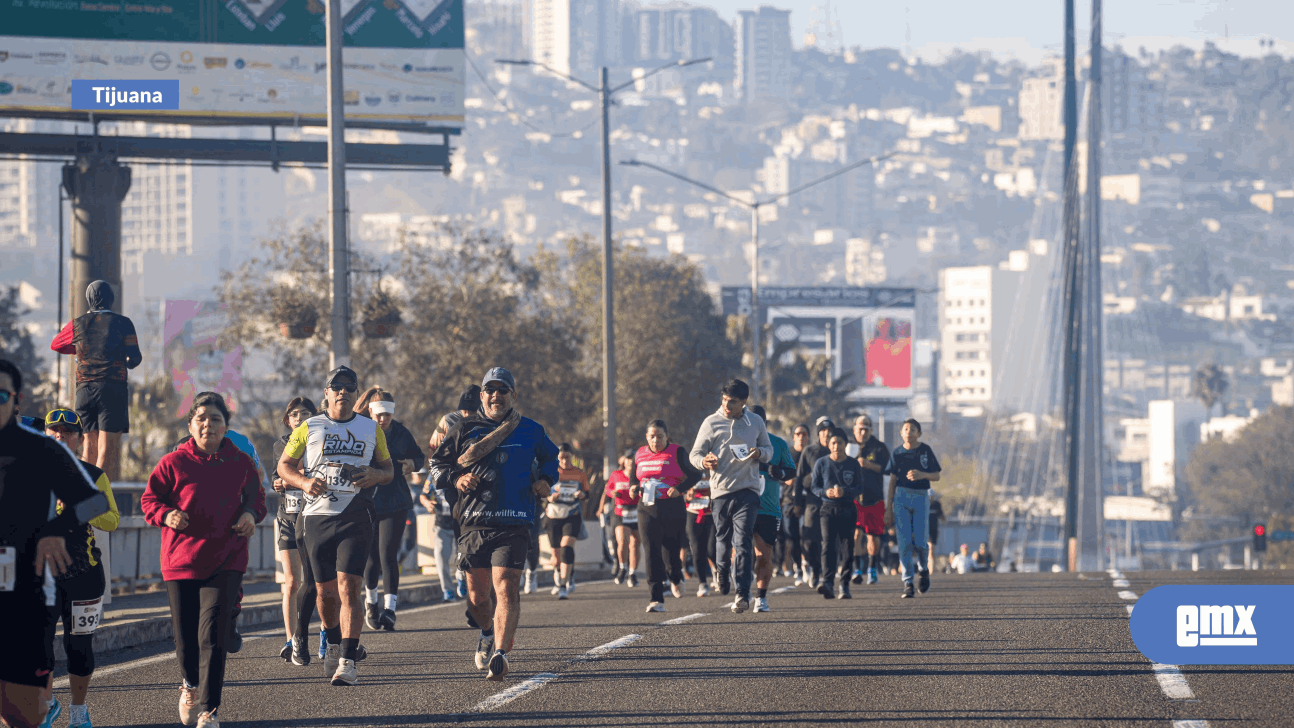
[526,517,541,571]
[819,502,856,587]
[638,497,686,603]
[778,503,801,569]
[801,502,822,575]
[685,513,716,583]
[166,570,242,713]
[713,488,759,597]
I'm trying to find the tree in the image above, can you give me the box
[1191,363,1229,416]
[0,284,52,417]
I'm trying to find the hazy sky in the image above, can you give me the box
[697,0,1294,64]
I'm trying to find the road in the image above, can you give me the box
[69,570,1292,727]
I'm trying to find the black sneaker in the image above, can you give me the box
[613,567,625,585]
[279,639,292,662]
[379,609,397,632]
[355,644,368,662]
[486,650,509,681]
[901,582,915,598]
[851,570,864,585]
[918,571,930,594]
[227,628,243,654]
[717,571,731,596]
[817,582,834,600]
[839,584,852,599]
[290,637,311,666]
[364,603,382,631]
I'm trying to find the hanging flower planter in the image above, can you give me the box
[274,293,318,340]
[361,291,401,339]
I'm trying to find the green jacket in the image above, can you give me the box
[759,434,795,517]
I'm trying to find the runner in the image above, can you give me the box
[851,415,890,586]
[778,423,809,582]
[277,366,394,686]
[546,444,589,598]
[0,359,110,728]
[417,478,460,602]
[268,397,319,665]
[429,385,479,600]
[689,379,772,615]
[683,469,715,597]
[749,406,795,613]
[885,419,942,598]
[811,427,865,599]
[793,420,832,588]
[599,449,640,586]
[142,392,267,727]
[41,409,120,728]
[356,387,424,632]
[927,492,946,574]
[633,419,701,612]
[427,367,559,681]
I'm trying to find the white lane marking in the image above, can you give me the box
[53,653,173,689]
[1117,590,1139,600]
[1112,578,1131,588]
[660,612,708,625]
[1173,721,1210,728]
[771,585,797,594]
[569,634,641,663]
[1152,664,1196,700]
[1107,570,1124,579]
[1126,604,1135,615]
[469,672,559,712]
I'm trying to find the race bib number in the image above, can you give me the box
[642,478,668,498]
[322,463,358,495]
[0,546,14,592]
[687,497,710,513]
[555,481,580,503]
[71,597,103,635]
[730,443,751,461]
[283,491,303,514]
[620,507,638,525]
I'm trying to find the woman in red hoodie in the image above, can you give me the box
[141,392,266,728]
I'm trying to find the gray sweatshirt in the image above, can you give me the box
[689,407,774,498]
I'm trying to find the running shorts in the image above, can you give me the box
[276,514,297,552]
[856,501,886,536]
[459,527,530,571]
[0,595,56,687]
[753,514,780,547]
[611,513,638,532]
[546,514,582,548]
[74,382,129,433]
[301,513,374,583]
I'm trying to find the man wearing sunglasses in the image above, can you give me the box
[1,359,111,728]
[277,366,394,687]
[428,367,559,682]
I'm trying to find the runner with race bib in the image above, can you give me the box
[632,419,702,613]
[546,444,589,599]
[599,449,640,587]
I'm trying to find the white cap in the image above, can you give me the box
[369,401,395,416]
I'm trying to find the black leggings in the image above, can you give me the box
[527,518,541,571]
[55,566,107,677]
[294,517,317,640]
[685,514,716,583]
[166,570,242,713]
[364,511,406,596]
[638,498,686,603]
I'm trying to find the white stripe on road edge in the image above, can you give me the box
[1112,578,1130,588]
[1173,721,1209,728]
[470,673,559,712]
[1152,664,1196,700]
[569,634,642,663]
[660,612,708,625]
[1118,590,1139,600]
[53,653,174,689]
[771,585,797,594]
[1126,604,1135,615]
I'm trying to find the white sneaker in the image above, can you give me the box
[550,581,561,596]
[645,601,666,613]
[196,710,220,728]
[523,569,536,594]
[323,643,341,678]
[557,586,569,600]
[697,582,710,597]
[475,632,495,670]
[330,657,358,686]
[731,596,749,614]
[567,577,576,593]
[753,597,770,612]
[178,685,200,726]
[670,581,683,599]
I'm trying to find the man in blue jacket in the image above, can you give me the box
[428,367,558,682]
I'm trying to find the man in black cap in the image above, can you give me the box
[428,367,559,681]
[50,281,142,480]
[277,365,394,687]
[793,418,834,588]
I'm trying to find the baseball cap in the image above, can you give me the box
[481,367,515,391]
[324,365,358,389]
[815,417,835,431]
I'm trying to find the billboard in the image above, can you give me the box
[0,0,464,128]
[164,300,243,419]
[722,286,917,402]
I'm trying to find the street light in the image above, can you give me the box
[495,56,710,479]
[620,152,895,402]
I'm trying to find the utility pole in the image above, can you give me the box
[600,66,617,480]
[326,0,350,369]
[750,204,761,401]
[1060,0,1081,572]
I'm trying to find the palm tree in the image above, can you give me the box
[1191,363,1228,417]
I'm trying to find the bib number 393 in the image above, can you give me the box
[0,546,15,592]
[71,597,103,635]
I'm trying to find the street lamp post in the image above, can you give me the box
[620,153,894,402]
[325,0,350,369]
[495,57,709,479]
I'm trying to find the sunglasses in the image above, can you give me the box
[483,385,513,394]
[327,383,358,393]
[46,409,81,425]
[0,390,12,405]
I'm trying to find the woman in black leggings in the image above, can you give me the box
[357,387,424,631]
[632,419,703,612]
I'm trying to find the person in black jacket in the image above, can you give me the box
[0,359,110,728]
[356,387,424,632]
[49,281,142,480]
[793,419,833,588]
[811,428,865,599]
[271,396,318,666]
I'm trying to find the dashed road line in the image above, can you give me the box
[470,672,559,711]
[1151,664,1197,700]
[771,585,797,594]
[1117,590,1139,600]
[570,634,642,663]
[1172,721,1210,728]
[660,612,708,625]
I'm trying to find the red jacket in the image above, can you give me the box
[142,438,267,581]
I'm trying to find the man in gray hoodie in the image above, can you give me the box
[689,379,772,614]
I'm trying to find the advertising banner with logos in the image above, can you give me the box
[0,0,464,128]
[721,286,918,402]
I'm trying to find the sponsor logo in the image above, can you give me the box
[37,51,67,65]
[204,57,227,69]
[113,55,146,66]
[1,52,35,62]
[247,61,273,69]
[0,82,12,95]
[343,89,358,104]
[1178,605,1258,647]
[387,91,400,103]
[322,431,367,458]
[280,56,306,71]
[364,95,381,106]
[14,84,37,94]
[191,86,200,95]
[315,61,326,73]
[0,51,7,62]
[404,94,435,102]
[150,52,171,71]
[234,58,245,69]
[402,63,412,73]
[180,51,193,63]
[75,54,109,65]
[70,80,180,110]
[267,89,277,99]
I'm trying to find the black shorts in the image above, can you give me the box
[928,523,940,546]
[753,514,781,547]
[546,514,582,548]
[611,513,638,532]
[0,595,55,687]
[276,514,298,551]
[459,527,530,571]
[74,381,129,433]
[301,513,373,583]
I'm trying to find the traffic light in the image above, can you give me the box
[1253,524,1267,553]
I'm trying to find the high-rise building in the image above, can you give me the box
[938,264,1023,412]
[735,6,792,103]
[763,154,873,229]
[629,4,732,67]
[532,0,621,79]
[1103,48,1163,134]
[0,119,61,251]
[1018,58,1063,141]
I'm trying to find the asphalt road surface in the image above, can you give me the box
[68,570,1292,727]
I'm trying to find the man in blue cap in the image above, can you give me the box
[428,367,559,681]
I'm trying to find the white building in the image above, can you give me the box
[735,6,792,104]
[0,119,61,250]
[629,4,732,66]
[1018,58,1063,141]
[532,0,620,80]
[938,265,1022,411]
[845,237,886,285]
